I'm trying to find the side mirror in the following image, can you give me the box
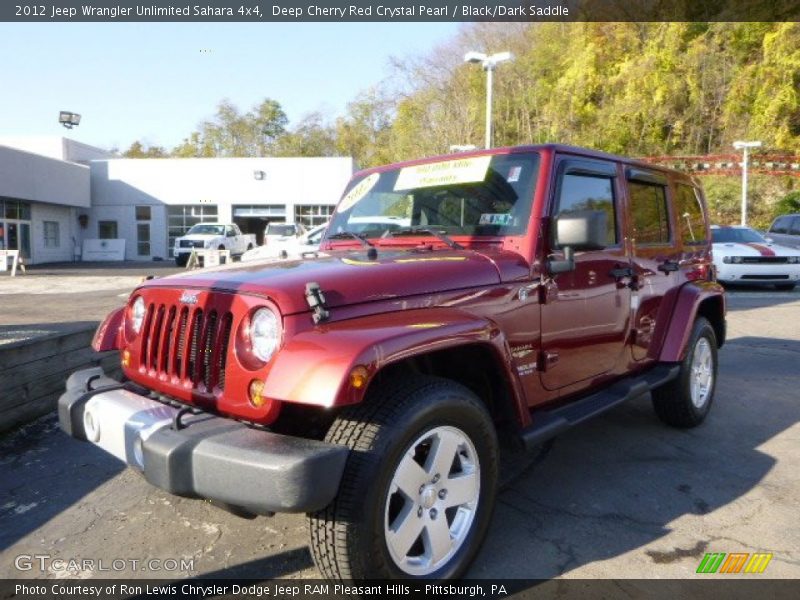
[549,210,608,274]
[554,210,608,250]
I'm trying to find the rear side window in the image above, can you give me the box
[629,182,671,245]
[675,184,706,245]
[556,174,618,246]
[770,216,792,234]
[791,218,800,235]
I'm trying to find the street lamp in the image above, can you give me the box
[464,50,513,149]
[58,111,81,129]
[733,140,762,226]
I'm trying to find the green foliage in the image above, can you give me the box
[775,190,800,215]
[122,140,167,158]
[171,98,288,157]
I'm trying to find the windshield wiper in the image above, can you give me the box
[385,227,464,250]
[327,231,375,248]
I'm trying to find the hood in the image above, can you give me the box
[713,241,799,257]
[142,248,529,315]
[179,233,223,241]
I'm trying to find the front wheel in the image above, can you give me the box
[308,376,498,580]
[652,317,718,428]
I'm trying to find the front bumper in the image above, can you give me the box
[58,367,348,514]
[716,263,800,284]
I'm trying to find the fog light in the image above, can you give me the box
[133,437,144,469]
[248,379,268,407]
[349,365,369,389]
[84,410,100,442]
[121,349,131,367]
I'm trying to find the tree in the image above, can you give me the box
[171,98,289,157]
[122,140,168,158]
[273,112,338,157]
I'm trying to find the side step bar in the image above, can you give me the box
[519,364,680,451]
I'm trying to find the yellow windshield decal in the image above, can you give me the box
[338,173,380,212]
[394,257,468,264]
[393,156,491,191]
[341,257,380,266]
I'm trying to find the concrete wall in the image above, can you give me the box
[0,325,119,433]
[30,203,80,264]
[0,136,112,164]
[0,145,90,209]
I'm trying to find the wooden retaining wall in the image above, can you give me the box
[0,324,120,433]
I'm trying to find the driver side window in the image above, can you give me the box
[557,173,618,246]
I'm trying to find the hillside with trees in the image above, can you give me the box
[122,22,800,227]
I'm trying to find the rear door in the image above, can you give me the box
[539,157,632,391]
[624,169,682,362]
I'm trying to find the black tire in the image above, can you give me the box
[775,283,796,291]
[308,376,498,580]
[247,243,254,251]
[652,317,718,428]
[174,255,188,267]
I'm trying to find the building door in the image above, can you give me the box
[540,158,632,391]
[4,222,31,259]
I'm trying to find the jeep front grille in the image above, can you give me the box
[140,302,232,392]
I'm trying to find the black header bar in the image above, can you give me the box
[2,0,798,22]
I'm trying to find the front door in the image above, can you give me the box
[540,158,632,391]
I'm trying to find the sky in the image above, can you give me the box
[0,22,462,152]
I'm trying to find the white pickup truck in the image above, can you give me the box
[173,223,256,266]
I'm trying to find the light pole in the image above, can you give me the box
[733,140,762,226]
[464,51,513,149]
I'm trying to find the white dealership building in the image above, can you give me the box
[0,136,354,264]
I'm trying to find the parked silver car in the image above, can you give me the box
[766,214,800,249]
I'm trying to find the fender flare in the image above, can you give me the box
[262,307,526,419]
[92,307,124,352]
[656,280,726,363]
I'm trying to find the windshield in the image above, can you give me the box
[327,152,540,240]
[266,224,296,236]
[712,227,767,244]
[187,224,224,235]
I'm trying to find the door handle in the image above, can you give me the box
[658,260,680,274]
[609,266,634,280]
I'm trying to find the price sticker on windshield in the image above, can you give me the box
[338,173,380,212]
[394,156,491,191]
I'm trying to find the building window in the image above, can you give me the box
[98,221,118,239]
[135,205,152,221]
[3,199,32,220]
[167,204,219,257]
[44,221,60,248]
[295,204,335,228]
[137,223,151,256]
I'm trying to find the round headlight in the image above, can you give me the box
[131,297,146,333]
[248,308,280,362]
[732,256,743,264]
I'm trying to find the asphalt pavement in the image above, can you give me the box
[0,286,798,581]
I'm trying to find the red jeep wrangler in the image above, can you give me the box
[60,145,725,580]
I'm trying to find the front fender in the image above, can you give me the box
[92,307,124,352]
[657,280,726,362]
[262,308,522,410]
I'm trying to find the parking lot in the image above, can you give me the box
[0,267,799,581]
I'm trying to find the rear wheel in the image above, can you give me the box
[652,317,717,428]
[308,376,498,580]
[174,254,188,267]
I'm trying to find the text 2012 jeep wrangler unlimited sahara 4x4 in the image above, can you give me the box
[60,145,725,580]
